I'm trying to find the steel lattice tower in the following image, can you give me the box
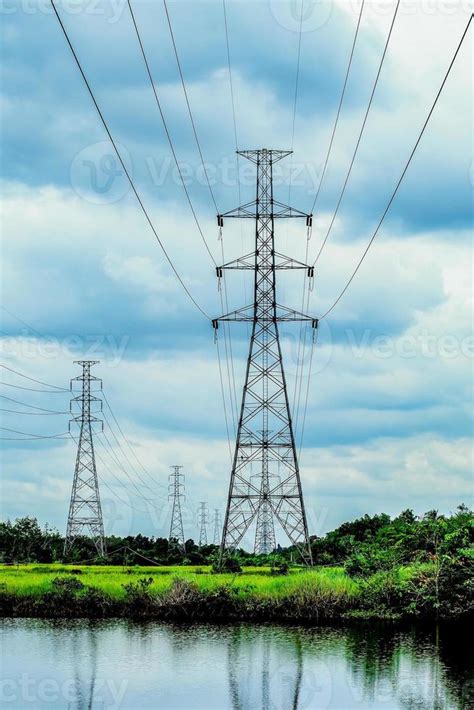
[213,149,316,564]
[213,509,222,545]
[64,360,106,557]
[198,502,209,546]
[168,466,186,553]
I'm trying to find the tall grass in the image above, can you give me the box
[0,564,355,600]
[0,563,435,621]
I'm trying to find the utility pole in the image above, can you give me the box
[65,360,106,557]
[168,465,186,553]
[213,148,316,564]
[213,509,222,545]
[198,501,209,547]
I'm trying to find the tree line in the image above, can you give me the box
[1,505,472,573]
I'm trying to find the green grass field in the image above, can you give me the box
[0,562,438,621]
[0,563,358,601]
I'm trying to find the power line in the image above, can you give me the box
[97,425,164,504]
[0,436,69,440]
[70,432,158,515]
[0,426,69,439]
[310,0,365,215]
[221,0,250,344]
[162,0,219,214]
[285,0,304,252]
[215,335,233,464]
[0,381,67,393]
[292,0,362,398]
[293,273,313,438]
[221,0,251,419]
[312,0,400,267]
[0,408,68,416]
[129,1,240,448]
[222,0,239,151]
[290,0,304,151]
[127,0,217,266]
[321,14,473,320]
[218,265,239,433]
[101,409,165,501]
[0,363,67,390]
[0,394,68,413]
[51,0,210,320]
[102,392,166,492]
[163,0,240,435]
[298,328,319,457]
[0,305,47,340]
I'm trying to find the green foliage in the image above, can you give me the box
[0,505,472,621]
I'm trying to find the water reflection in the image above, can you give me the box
[1,619,472,708]
[227,627,303,710]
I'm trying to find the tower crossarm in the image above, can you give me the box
[271,200,310,219]
[273,252,314,274]
[218,200,310,222]
[219,200,259,219]
[213,304,318,327]
[217,252,256,271]
[68,416,103,428]
[216,251,313,275]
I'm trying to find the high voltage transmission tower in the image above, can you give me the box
[168,465,186,553]
[198,502,209,546]
[65,361,106,557]
[213,149,316,564]
[213,509,222,545]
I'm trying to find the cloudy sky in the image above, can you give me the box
[1,0,472,546]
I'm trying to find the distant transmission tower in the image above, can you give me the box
[254,439,276,554]
[213,509,222,545]
[198,502,209,547]
[65,360,106,557]
[213,149,316,564]
[168,466,186,553]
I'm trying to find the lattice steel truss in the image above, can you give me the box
[213,149,316,564]
[198,501,209,547]
[64,360,106,557]
[213,509,222,546]
[168,465,186,553]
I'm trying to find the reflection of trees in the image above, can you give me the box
[342,623,466,709]
[227,625,303,710]
[344,625,400,702]
[406,624,473,710]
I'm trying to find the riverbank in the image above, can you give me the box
[1,562,470,622]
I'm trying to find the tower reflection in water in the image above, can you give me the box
[227,626,305,710]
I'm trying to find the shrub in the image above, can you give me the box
[211,557,242,574]
[122,577,156,617]
[357,571,408,618]
[51,576,84,593]
[271,561,289,576]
